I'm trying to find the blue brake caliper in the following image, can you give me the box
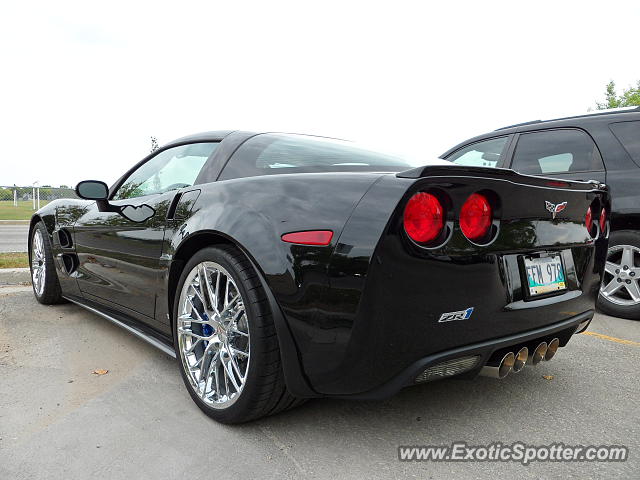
[201,312,212,346]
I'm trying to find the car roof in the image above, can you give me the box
[441,107,640,158]
[163,131,345,149]
[165,130,239,146]
[495,106,640,131]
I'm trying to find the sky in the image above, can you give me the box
[1,0,638,187]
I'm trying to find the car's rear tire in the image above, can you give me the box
[173,245,304,423]
[597,230,640,320]
[29,221,64,305]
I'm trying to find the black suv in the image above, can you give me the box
[442,107,640,320]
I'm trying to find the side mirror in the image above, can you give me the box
[75,180,109,200]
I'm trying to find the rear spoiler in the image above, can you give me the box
[397,165,608,193]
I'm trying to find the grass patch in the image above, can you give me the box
[0,252,29,269]
[0,200,48,220]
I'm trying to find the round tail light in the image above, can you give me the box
[403,192,444,244]
[460,193,492,241]
[585,206,594,235]
[599,207,607,233]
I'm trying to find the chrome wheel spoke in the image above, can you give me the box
[202,352,220,399]
[199,343,216,382]
[221,351,242,392]
[230,328,249,338]
[178,327,209,341]
[189,283,206,309]
[197,264,214,311]
[185,337,205,355]
[179,312,209,326]
[214,271,221,312]
[219,295,241,319]
[177,260,250,408]
[213,359,221,397]
[230,346,249,358]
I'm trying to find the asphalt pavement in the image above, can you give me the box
[0,222,29,253]
[0,286,638,479]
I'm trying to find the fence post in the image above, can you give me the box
[32,187,35,209]
[14,189,17,207]
[37,187,40,210]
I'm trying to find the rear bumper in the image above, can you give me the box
[333,310,593,400]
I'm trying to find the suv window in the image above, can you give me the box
[113,143,218,200]
[219,134,413,180]
[610,121,640,167]
[511,129,603,175]
[445,137,508,168]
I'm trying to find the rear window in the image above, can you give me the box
[610,121,640,167]
[219,134,414,180]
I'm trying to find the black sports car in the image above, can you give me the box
[29,131,609,423]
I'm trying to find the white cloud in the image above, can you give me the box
[0,0,637,186]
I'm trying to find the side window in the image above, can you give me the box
[113,143,218,200]
[610,121,640,167]
[446,137,509,168]
[511,130,603,175]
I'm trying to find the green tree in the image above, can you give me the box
[595,80,640,110]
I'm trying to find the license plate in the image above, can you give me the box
[523,254,566,296]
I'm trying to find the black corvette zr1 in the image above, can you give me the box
[29,131,609,423]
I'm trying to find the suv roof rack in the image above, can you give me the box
[495,119,542,131]
[495,106,640,131]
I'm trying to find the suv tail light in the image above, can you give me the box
[460,193,492,241]
[403,192,444,244]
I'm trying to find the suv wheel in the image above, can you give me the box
[598,230,640,320]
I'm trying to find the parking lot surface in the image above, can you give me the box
[0,286,638,479]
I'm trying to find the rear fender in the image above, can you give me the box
[164,173,386,396]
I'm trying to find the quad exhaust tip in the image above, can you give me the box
[512,347,528,373]
[480,351,515,379]
[527,342,548,366]
[480,338,561,379]
[544,338,560,361]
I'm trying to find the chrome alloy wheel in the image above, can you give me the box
[31,229,46,296]
[177,261,250,408]
[601,244,640,306]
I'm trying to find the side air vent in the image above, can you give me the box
[60,253,79,274]
[57,229,73,248]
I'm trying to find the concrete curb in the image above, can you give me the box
[0,267,31,285]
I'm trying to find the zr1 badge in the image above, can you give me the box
[438,307,474,323]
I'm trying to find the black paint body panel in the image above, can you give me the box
[30,130,610,398]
